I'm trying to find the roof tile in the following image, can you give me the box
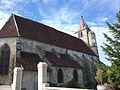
[45,51,82,68]
[0,14,96,56]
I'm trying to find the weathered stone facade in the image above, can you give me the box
[48,66,83,84]
[18,37,97,89]
[0,14,102,90]
[17,37,84,89]
[22,71,38,90]
[0,36,98,89]
[0,38,17,84]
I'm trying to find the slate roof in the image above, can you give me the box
[16,51,82,71]
[45,51,82,68]
[0,14,96,56]
[16,52,42,71]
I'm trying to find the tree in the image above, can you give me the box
[101,11,120,88]
[95,64,108,85]
[95,68,104,85]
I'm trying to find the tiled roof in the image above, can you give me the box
[0,14,96,56]
[16,51,82,71]
[45,51,82,68]
[0,15,18,37]
[16,52,42,71]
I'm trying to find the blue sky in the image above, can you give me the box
[0,0,120,65]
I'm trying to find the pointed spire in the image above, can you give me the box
[74,16,89,34]
[79,16,89,31]
[79,16,85,30]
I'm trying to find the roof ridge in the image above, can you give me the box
[12,14,20,36]
[13,14,79,39]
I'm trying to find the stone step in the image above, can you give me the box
[0,85,11,90]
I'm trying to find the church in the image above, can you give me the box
[0,14,101,90]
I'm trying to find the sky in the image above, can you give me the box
[0,0,120,65]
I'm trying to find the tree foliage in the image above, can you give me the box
[95,64,108,85]
[95,68,104,85]
[101,11,120,87]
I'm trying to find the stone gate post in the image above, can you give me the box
[37,62,48,90]
[12,66,23,90]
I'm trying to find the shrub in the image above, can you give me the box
[66,79,86,88]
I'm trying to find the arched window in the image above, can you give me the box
[0,44,10,75]
[57,69,64,83]
[73,69,78,81]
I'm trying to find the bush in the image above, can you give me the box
[66,79,86,88]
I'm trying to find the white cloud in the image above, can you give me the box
[98,17,109,22]
[40,18,79,37]
[41,19,61,30]
[0,0,14,10]
[31,0,39,3]
[38,6,79,24]
[0,0,25,29]
[42,0,50,4]
[0,0,25,10]
[0,0,33,29]
[62,24,79,36]
[39,5,81,34]
[0,11,10,29]
[95,16,112,23]
[42,0,57,5]
[99,0,120,11]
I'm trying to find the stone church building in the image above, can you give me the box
[0,14,101,90]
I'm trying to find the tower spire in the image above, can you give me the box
[79,16,85,30]
[75,16,89,34]
[79,16,89,31]
[75,16,99,56]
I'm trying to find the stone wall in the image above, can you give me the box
[37,62,93,90]
[0,37,98,87]
[17,37,98,63]
[0,37,17,84]
[45,87,93,90]
[10,62,93,90]
[20,66,83,90]
[49,66,83,85]
[21,71,38,90]
[16,37,98,86]
[0,37,99,88]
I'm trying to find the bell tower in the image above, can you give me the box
[75,16,98,56]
